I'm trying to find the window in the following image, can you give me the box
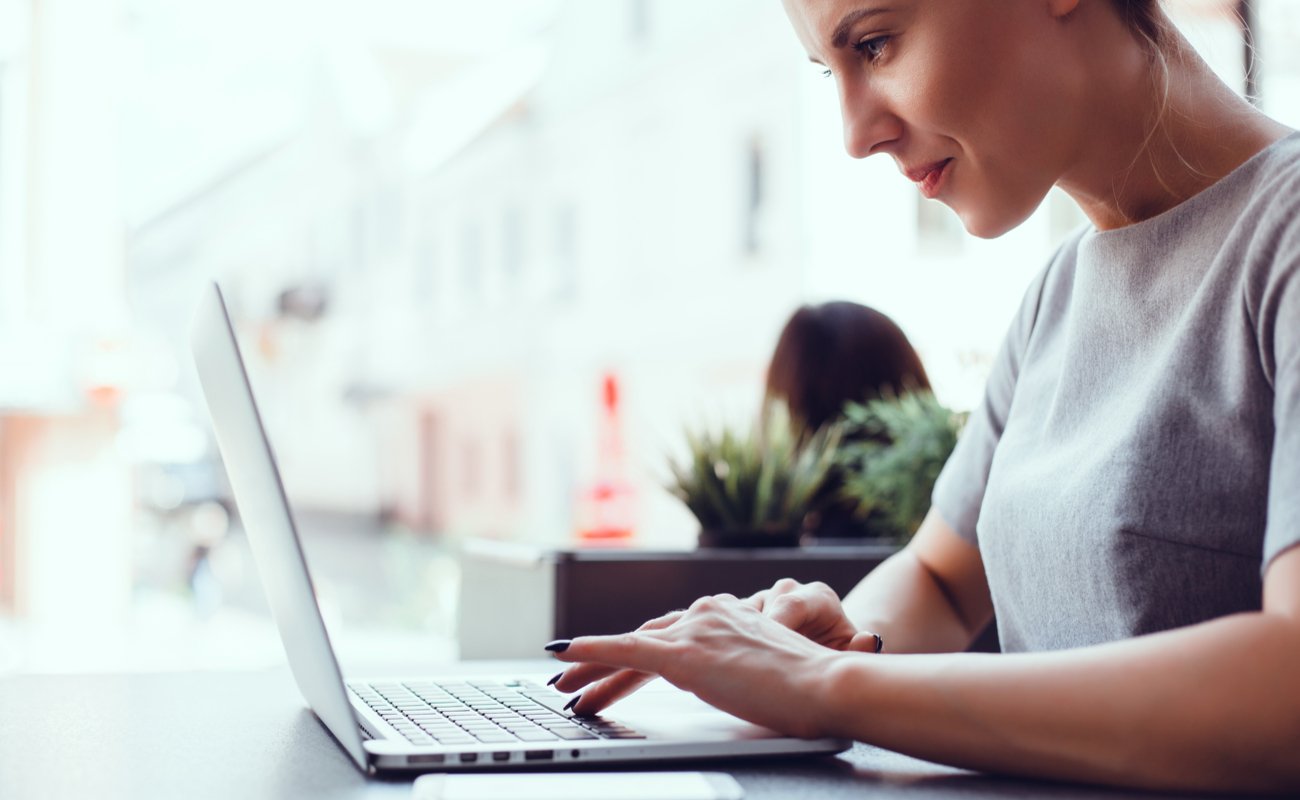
[628,0,650,42]
[352,200,367,272]
[742,137,765,257]
[552,203,577,302]
[414,228,437,304]
[501,206,523,287]
[376,184,402,262]
[462,437,481,501]
[502,429,520,502]
[460,219,483,302]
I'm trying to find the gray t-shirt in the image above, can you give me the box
[932,131,1300,653]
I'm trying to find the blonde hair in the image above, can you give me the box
[1108,0,1207,219]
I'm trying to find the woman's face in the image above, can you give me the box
[783,0,1088,238]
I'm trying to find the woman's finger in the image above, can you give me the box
[763,591,813,630]
[567,669,658,716]
[847,630,884,653]
[547,630,675,674]
[745,578,804,615]
[549,609,686,691]
[550,662,620,692]
[743,589,770,610]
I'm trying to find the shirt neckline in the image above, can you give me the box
[1081,129,1300,249]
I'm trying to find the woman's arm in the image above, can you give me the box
[551,546,1300,793]
[555,510,992,712]
[820,545,1300,793]
[840,509,994,654]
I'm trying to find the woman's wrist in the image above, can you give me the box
[807,651,877,740]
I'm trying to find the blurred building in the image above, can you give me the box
[119,0,1275,552]
[0,0,135,629]
[0,0,1291,672]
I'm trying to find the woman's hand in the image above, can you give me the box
[549,579,880,722]
[547,591,855,738]
[747,578,884,652]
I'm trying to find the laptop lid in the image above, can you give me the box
[190,281,368,771]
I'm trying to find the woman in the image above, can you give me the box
[766,301,930,436]
[766,301,931,539]
[549,1,1300,792]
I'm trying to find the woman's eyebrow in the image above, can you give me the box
[831,7,892,48]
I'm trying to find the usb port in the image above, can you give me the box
[492,752,511,762]
[407,754,445,765]
[524,750,554,761]
[459,753,479,763]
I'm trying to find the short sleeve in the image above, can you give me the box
[1257,215,1300,574]
[930,251,1064,546]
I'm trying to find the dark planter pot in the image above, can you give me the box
[697,528,802,549]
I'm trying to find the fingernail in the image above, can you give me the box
[563,694,582,712]
[544,639,571,653]
[874,633,885,654]
[546,671,563,686]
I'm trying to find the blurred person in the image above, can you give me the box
[764,301,930,539]
[547,0,1300,792]
[765,301,930,433]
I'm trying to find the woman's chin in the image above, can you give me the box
[957,203,1038,240]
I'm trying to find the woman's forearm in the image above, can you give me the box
[820,611,1300,792]
[841,549,975,653]
[842,511,994,654]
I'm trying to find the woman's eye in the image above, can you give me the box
[821,68,833,78]
[854,35,890,62]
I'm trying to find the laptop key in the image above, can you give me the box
[520,693,572,714]
[551,728,598,740]
[434,735,478,745]
[512,730,559,741]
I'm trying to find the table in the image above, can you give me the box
[0,666,1213,799]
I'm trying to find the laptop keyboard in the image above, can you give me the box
[348,679,645,746]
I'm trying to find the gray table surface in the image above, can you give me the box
[0,665,1214,799]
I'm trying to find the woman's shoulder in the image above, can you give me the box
[996,225,1091,360]
[1237,133,1300,384]
[1242,131,1300,226]
[1239,132,1300,274]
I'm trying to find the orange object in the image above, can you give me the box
[575,373,635,544]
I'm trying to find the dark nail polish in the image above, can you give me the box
[544,639,571,653]
[546,671,563,686]
[563,694,582,712]
[874,633,885,654]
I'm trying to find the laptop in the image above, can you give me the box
[189,281,851,774]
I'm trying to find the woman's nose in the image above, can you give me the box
[839,81,900,159]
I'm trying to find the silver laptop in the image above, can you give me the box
[190,281,850,774]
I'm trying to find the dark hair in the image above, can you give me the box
[764,301,930,434]
[1111,0,1168,52]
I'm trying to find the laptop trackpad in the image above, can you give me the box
[602,680,782,741]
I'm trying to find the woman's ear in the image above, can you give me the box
[1047,0,1081,19]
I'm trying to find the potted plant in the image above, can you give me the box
[834,391,966,543]
[666,403,843,548]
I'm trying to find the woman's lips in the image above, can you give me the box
[906,158,953,199]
